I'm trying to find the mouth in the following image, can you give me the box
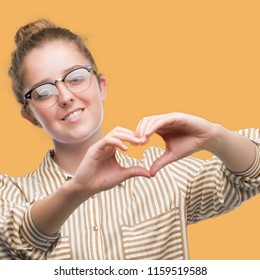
[62,109,84,121]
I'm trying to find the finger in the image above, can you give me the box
[149,151,178,177]
[143,114,177,136]
[97,136,129,152]
[109,126,137,137]
[135,117,149,137]
[135,114,172,139]
[135,116,156,140]
[119,166,151,181]
[108,127,143,145]
[109,131,142,145]
[141,118,162,136]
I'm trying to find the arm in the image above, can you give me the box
[0,127,150,258]
[135,112,260,223]
[0,175,60,259]
[186,128,260,223]
[31,127,150,236]
[201,125,258,174]
[135,112,258,176]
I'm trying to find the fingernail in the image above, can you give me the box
[122,144,128,150]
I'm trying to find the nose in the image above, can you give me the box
[56,81,75,107]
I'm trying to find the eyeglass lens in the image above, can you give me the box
[31,67,92,109]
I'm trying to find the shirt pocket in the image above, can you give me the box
[121,207,184,260]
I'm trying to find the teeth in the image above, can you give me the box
[64,110,83,121]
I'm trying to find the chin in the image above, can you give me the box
[57,125,102,145]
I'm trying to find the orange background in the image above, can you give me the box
[0,0,260,259]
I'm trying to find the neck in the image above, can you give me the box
[52,129,103,175]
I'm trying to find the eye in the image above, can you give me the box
[32,84,57,101]
[39,90,50,97]
[34,90,50,101]
[65,68,89,87]
[67,74,86,86]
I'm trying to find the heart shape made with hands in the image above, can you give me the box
[118,133,171,177]
[107,112,212,177]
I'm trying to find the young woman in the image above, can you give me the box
[0,19,259,260]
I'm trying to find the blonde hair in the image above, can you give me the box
[9,19,99,107]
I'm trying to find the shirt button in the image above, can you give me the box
[93,225,99,231]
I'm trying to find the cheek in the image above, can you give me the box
[31,107,56,127]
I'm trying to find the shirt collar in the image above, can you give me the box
[40,150,73,179]
[39,149,131,187]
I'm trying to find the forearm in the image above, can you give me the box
[205,124,257,173]
[31,179,90,236]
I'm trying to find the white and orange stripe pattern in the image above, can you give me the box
[0,128,259,259]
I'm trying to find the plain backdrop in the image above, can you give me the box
[0,0,260,259]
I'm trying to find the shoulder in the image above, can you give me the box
[0,173,17,186]
[0,173,27,203]
[0,150,54,196]
[236,128,260,140]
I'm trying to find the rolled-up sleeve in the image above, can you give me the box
[0,175,60,259]
[186,128,260,224]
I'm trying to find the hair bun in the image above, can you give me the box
[14,19,57,46]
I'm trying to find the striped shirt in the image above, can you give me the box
[0,128,260,260]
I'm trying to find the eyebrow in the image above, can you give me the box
[29,64,87,89]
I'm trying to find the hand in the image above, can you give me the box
[31,127,151,236]
[71,127,151,199]
[135,112,218,176]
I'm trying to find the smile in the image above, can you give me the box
[62,109,84,121]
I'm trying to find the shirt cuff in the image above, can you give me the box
[20,204,61,251]
[230,141,260,178]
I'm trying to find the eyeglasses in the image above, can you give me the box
[24,65,93,109]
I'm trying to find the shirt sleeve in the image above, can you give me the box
[184,128,260,224]
[0,174,61,259]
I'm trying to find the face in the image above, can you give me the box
[22,40,107,146]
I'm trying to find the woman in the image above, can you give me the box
[0,19,259,259]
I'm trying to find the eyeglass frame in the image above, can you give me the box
[23,65,94,108]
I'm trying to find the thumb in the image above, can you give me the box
[150,151,177,177]
[120,166,151,181]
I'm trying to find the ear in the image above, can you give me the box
[98,75,107,101]
[21,109,41,127]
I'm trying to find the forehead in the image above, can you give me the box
[23,40,88,87]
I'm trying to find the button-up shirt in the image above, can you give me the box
[0,128,259,259]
